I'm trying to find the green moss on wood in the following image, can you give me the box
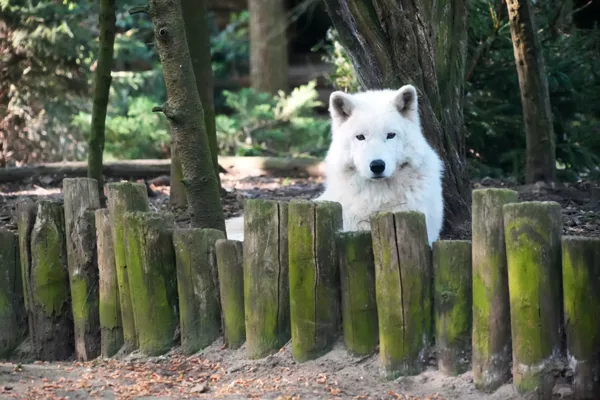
[243,199,290,359]
[288,200,342,362]
[370,210,432,379]
[63,178,102,361]
[30,201,74,361]
[215,239,245,349]
[16,200,36,321]
[173,228,225,354]
[106,182,149,351]
[561,236,600,399]
[124,211,178,356]
[336,231,378,356]
[433,240,472,376]
[95,208,123,358]
[0,229,26,358]
[471,188,518,391]
[503,201,563,397]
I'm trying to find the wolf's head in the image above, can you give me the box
[326,85,430,181]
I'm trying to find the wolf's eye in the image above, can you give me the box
[386,132,396,139]
[356,134,365,141]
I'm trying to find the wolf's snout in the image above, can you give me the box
[370,160,386,174]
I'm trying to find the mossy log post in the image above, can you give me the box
[471,188,518,391]
[173,228,225,354]
[561,236,600,399]
[95,209,123,358]
[16,199,36,337]
[29,201,74,361]
[503,201,563,398]
[63,178,101,361]
[124,211,178,356]
[140,0,226,233]
[288,200,343,362]
[0,229,26,358]
[433,240,472,376]
[370,211,433,379]
[215,239,245,349]
[106,182,149,351]
[336,231,378,356]
[243,199,290,359]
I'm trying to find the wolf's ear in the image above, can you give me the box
[394,85,418,122]
[329,91,354,121]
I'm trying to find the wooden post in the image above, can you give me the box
[503,201,563,398]
[433,240,472,376]
[63,178,101,361]
[561,236,600,399]
[0,229,26,358]
[95,208,123,358]
[123,211,178,356]
[16,199,36,337]
[336,231,378,356]
[471,188,518,391]
[173,228,225,354]
[288,200,342,362]
[215,239,245,349]
[30,201,74,361]
[370,211,433,379]
[243,199,290,359]
[106,182,150,351]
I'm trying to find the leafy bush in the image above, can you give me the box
[314,27,361,93]
[72,95,170,160]
[216,80,330,157]
[209,11,250,80]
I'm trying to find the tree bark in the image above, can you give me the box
[322,0,471,235]
[506,0,556,183]
[143,0,226,233]
[169,134,187,207]
[181,0,221,186]
[88,0,117,202]
[249,0,288,94]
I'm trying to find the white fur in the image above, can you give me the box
[225,85,445,246]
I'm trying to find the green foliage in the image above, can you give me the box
[314,28,361,93]
[216,80,330,157]
[465,0,600,181]
[0,0,97,164]
[73,96,169,160]
[209,11,249,80]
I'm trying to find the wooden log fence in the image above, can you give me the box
[3,182,600,398]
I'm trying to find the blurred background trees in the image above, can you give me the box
[1,0,599,184]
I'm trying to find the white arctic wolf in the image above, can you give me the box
[225,85,445,246]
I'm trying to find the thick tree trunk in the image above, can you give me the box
[322,0,471,234]
[181,0,221,186]
[506,0,556,183]
[249,0,288,94]
[169,134,187,207]
[88,0,117,202]
[140,0,226,233]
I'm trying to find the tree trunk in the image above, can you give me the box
[169,133,187,207]
[141,0,226,233]
[506,0,556,183]
[249,0,288,94]
[181,0,221,186]
[322,0,471,234]
[88,0,117,202]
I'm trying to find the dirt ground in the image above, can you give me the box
[1,169,598,399]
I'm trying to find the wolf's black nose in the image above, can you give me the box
[370,160,386,174]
